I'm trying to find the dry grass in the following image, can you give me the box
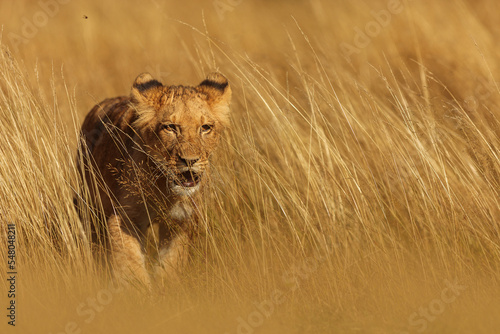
[0,0,499,333]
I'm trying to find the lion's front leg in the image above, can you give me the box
[154,226,191,282]
[108,215,151,289]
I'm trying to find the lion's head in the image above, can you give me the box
[130,72,231,196]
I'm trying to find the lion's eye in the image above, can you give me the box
[161,124,177,133]
[201,124,213,134]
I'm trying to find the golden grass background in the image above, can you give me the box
[0,0,499,333]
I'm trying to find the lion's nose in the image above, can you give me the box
[178,156,199,167]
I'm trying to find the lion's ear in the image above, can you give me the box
[198,73,232,126]
[131,73,163,105]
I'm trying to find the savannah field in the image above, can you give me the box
[0,0,499,333]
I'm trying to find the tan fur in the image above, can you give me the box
[77,72,231,288]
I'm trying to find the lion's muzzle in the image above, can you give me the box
[176,169,201,188]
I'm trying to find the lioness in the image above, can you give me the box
[77,72,231,287]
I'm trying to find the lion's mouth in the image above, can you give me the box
[176,170,201,188]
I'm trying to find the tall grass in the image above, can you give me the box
[1,0,499,333]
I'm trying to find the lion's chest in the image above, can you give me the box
[168,201,194,221]
[135,200,193,227]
